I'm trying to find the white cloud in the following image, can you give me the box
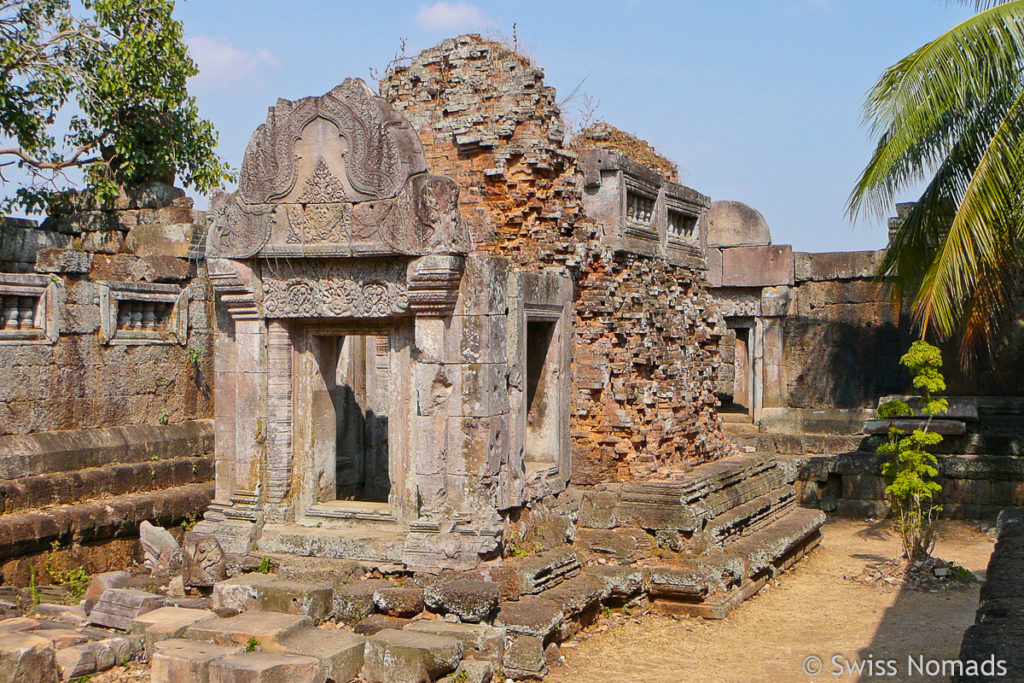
[415,2,491,31]
[187,36,279,88]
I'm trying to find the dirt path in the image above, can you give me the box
[548,518,995,683]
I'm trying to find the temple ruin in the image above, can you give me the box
[1,32,1023,682]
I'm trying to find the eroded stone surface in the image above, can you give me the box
[423,579,499,623]
[363,628,463,683]
[87,589,164,631]
[0,632,57,683]
[151,638,241,683]
[184,611,312,653]
[183,532,227,588]
[207,652,324,683]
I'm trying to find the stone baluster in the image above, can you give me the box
[117,304,131,329]
[142,302,156,329]
[130,303,143,330]
[18,296,35,329]
[1,296,18,329]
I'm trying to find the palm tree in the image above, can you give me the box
[848,0,1024,366]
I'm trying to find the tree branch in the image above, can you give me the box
[0,144,99,170]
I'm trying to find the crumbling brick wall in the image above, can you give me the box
[381,35,731,484]
[0,184,214,436]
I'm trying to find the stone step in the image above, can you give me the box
[727,432,866,456]
[362,628,463,683]
[0,482,213,562]
[702,485,797,548]
[183,611,312,652]
[211,575,332,622]
[650,506,825,620]
[0,456,212,514]
[720,412,753,423]
[278,626,365,683]
[257,524,404,563]
[723,421,760,434]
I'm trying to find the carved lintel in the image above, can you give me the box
[261,258,409,318]
[406,255,465,316]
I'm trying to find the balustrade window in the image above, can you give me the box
[668,209,698,241]
[99,282,187,345]
[626,191,655,226]
[0,294,41,331]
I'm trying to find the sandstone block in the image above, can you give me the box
[55,637,135,681]
[583,565,644,597]
[503,633,547,679]
[184,611,311,653]
[363,628,463,683]
[443,660,493,683]
[354,614,411,636]
[34,248,91,274]
[277,557,364,593]
[151,638,241,683]
[211,574,277,615]
[27,604,86,627]
[333,579,392,624]
[494,596,563,640]
[31,629,88,649]
[125,224,192,258]
[423,579,499,623]
[279,627,365,683]
[129,606,215,655]
[128,255,192,282]
[182,532,228,588]
[87,589,164,631]
[372,586,424,617]
[81,230,124,254]
[0,632,57,683]
[256,579,332,622]
[405,621,504,664]
[0,618,40,633]
[208,652,324,683]
[82,571,130,614]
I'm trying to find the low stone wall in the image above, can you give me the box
[793,451,1024,519]
[953,509,1024,682]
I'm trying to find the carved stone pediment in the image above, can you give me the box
[206,79,470,260]
[239,78,426,204]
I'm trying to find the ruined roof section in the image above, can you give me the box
[572,122,679,183]
[379,33,587,268]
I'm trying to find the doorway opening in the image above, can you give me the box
[525,318,559,466]
[314,332,391,504]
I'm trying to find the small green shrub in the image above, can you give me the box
[245,637,260,652]
[158,408,170,426]
[255,557,272,574]
[877,340,947,563]
[44,541,89,602]
[187,346,202,371]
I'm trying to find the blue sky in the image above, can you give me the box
[117,3,986,250]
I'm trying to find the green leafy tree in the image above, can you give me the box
[877,340,948,562]
[848,0,1024,365]
[0,0,231,214]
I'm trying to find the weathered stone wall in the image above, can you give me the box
[381,35,731,484]
[0,184,214,436]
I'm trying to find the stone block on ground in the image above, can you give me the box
[256,578,332,622]
[0,632,57,683]
[212,574,277,615]
[363,628,463,683]
[55,637,135,681]
[494,596,563,640]
[82,571,130,614]
[207,651,325,683]
[405,621,504,664]
[583,565,644,597]
[0,617,40,633]
[372,586,424,618]
[423,579,500,623]
[503,633,547,680]
[279,627,365,682]
[354,614,411,636]
[151,638,241,683]
[33,629,89,649]
[28,604,86,627]
[184,611,311,653]
[87,589,164,631]
[277,556,364,593]
[333,579,392,624]
[129,606,215,655]
[442,660,493,683]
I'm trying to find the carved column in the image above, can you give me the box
[265,320,293,522]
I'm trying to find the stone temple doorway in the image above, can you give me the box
[313,331,391,504]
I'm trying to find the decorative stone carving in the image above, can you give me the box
[261,259,409,318]
[182,532,228,587]
[139,521,181,574]
[284,204,351,244]
[407,255,465,316]
[206,193,273,259]
[239,79,427,205]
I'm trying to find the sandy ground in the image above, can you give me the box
[547,518,995,683]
